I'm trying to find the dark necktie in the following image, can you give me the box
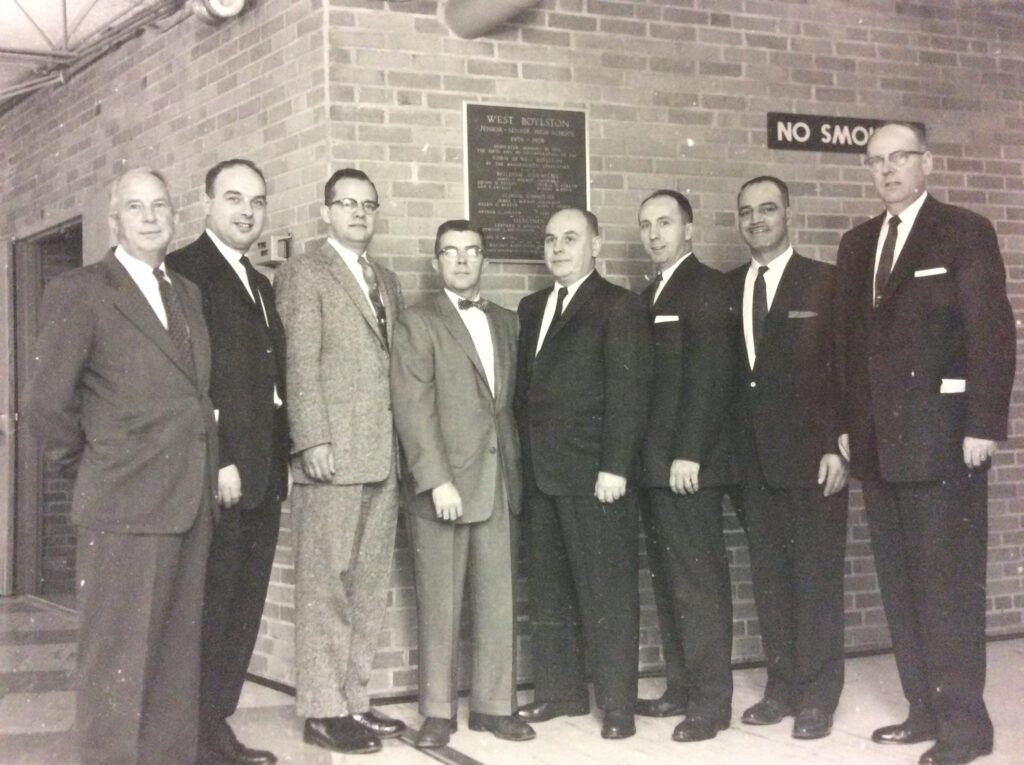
[154,268,196,378]
[239,255,267,326]
[874,215,901,308]
[650,271,663,309]
[752,265,769,356]
[552,286,568,324]
[358,253,388,344]
[458,297,488,311]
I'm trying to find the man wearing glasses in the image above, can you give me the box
[275,168,406,754]
[835,123,1015,765]
[391,220,534,749]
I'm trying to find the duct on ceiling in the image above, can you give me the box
[442,0,542,39]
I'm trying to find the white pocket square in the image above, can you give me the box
[654,315,679,324]
[788,310,818,319]
[940,378,966,394]
[914,267,948,278]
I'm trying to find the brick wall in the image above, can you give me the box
[2,0,1022,698]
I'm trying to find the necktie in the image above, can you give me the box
[874,215,901,308]
[357,253,388,344]
[154,268,196,378]
[752,265,769,356]
[650,271,663,308]
[458,297,488,311]
[239,256,268,325]
[552,286,568,323]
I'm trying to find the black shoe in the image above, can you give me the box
[872,718,939,745]
[303,717,381,754]
[601,710,636,740]
[204,720,277,764]
[919,741,993,765]
[351,710,406,739]
[468,713,536,741]
[793,708,832,740]
[672,714,729,742]
[741,697,792,726]
[636,693,687,718]
[516,699,589,723]
[415,718,456,749]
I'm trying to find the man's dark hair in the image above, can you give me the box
[641,189,693,223]
[323,168,378,206]
[434,219,487,255]
[205,158,266,197]
[550,207,600,236]
[738,176,790,207]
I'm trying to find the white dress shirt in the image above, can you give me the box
[652,252,691,305]
[535,269,593,356]
[115,245,168,329]
[872,190,927,304]
[445,289,495,396]
[327,237,377,312]
[743,246,794,369]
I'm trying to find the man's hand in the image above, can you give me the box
[595,472,627,504]
[817,453,848,497]
[963,436,996,469]
[432,481,463,521]
[837,433,850,462]
[670,459,700,495]
[218,464,242,507]
[300,444,336,482]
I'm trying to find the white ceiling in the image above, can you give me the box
[0,0,176,103]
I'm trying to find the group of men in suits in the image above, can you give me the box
[24,120,1014,765]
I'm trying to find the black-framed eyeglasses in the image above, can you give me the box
[330,198,380,214]
[437,246,484,261]
[863,150,925,171]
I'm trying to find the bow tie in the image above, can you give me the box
[458,298,487,311]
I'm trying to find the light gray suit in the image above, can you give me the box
[390,292,521,718]
[275,242,403,717]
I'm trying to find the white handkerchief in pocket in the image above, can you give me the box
[940,378,966,394]
[915,267,948,278]
[654,315,679,324]
[214,408,220,422]
[788,310,818,319]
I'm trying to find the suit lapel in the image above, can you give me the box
[318,244,385,345]
[881,195,937,300]
[198,233,262,317]
[491,309,514,405]
[754,253,802,372]
[100,254,198,382]
[436,293,490,396]
[543,270,600,347]
[856,215,885,315]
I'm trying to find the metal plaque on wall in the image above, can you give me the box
[464,103,589,262]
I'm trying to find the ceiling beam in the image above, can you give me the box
[0,47,78,64]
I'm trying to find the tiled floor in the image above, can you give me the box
[1,596,1021,764]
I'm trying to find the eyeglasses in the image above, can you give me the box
[330,198,380,214]
[863,150,925,171]
[437,246,484,261]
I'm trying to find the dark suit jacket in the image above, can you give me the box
[515,271,652,497]
[835,194,1016,482]
[729,253,841,488]
[25,252,218,533]
[167,232,289,509]
[640,254,736,489]
[391,292,521,523]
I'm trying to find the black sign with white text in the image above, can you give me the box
[767,112,926,154]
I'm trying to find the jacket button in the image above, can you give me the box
[750,381,757,388]
[489,446,497,454]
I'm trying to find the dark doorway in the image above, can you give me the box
[14,219,83,609]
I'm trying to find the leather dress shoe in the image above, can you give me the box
[872,718,939,745]
[469,712,536,741]
[351,710,406,738]
[601,710,636,740]
[303,716,381,754]
[516,699,589,723]
[792,708,832,739]
[415,717,456,749]
[918,741,993,765]
[742,697,792,726]
[672,714,730,742]
[204,720,277,764]
[636,693,688,718]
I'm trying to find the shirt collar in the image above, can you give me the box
[115,244,165,280]
[444,287,481,307]
[327,237,365,268]
[555,268,596,299]
[206,228,247,263]
[884,190,928,229]
[658,251,692,283]
[748,245,794,274]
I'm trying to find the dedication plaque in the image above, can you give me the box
[464,103,589,262]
